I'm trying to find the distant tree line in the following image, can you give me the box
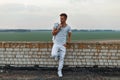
[0,29,119,32]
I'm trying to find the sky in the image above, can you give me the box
[0,0,120,30]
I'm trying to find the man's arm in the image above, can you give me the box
[52,24,62,35]
[52,28,61,35]
[63,32,71,47]
[67,32,72,43]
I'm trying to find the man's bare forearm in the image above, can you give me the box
[52,29,60,35]
[52,25,62,35]
[67,37,71,43]
[67,32,72,43]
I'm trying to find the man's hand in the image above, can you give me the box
[52,24,62,35]
[63,44,67,47]
[58,24,62,30]
[63,42,70,48]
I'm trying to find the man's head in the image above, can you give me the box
[60,13,67,24]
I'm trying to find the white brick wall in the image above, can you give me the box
[0,42,119,67]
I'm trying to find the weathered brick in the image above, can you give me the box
[31,48,39,51]
[40,48,47,51]
[101,50,108,53]
[22,48,30,51]
[16,54,23,58]
[0,48,5,51]
[14,48,20,51]
[109,50,117,53]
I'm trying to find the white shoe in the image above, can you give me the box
[58,70,63,77]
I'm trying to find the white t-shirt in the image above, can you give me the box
[52,23,72,45]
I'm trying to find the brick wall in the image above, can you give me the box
[0,41,120,67]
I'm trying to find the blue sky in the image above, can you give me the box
[0,0,120,30]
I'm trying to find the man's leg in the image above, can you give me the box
[58,46,66,77]
[51,44,59,59]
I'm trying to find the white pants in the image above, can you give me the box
[51,44,66,71]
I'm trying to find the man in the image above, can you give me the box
[51,13,72,77]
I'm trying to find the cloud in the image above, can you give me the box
[0,0,120,29]
[0,3,48,29]
[0,3,43,14]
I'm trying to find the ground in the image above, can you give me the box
[0,67,120,80]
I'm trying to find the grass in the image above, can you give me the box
[0,31,120,41]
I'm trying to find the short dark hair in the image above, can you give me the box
[60,13,67,19]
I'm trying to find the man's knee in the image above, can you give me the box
[60,53,65,59]
[51,53,57,57]
[59,56,65,61]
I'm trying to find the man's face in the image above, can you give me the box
[60,16,67,24]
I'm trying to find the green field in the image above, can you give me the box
[0,31,120,42]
